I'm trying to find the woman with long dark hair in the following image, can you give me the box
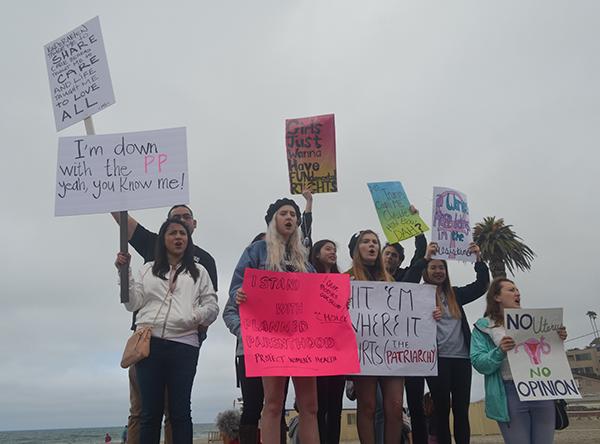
[471,278,567,444]
[309,239,344,444]
[346,230,405,444]
[115,218,219,444]
[224,198,318,444]
[410,241,489,444]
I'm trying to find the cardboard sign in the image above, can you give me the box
[505,308,581,401]
[240,270,359,377]
[44,16,115,131]
[367,181,429,243]
[285,114,337,194]
[55,127,188,216]
[431,187,474,262]
[349,281,437,376]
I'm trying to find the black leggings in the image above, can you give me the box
[405,377,428,444]
[425,358,472,444]
[316,375,346,444]
[236,356,288,441]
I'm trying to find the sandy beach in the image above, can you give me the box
[191,417,600,444]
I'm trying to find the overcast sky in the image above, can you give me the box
[1,0,598,432]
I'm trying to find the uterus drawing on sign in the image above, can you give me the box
[514,336,551,365]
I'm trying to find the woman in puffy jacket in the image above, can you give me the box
[471,277,567,444]
[115,218,219,444]
[223,198,318,444]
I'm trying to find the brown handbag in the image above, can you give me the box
[120,271,177,369]
[120,326,152,369]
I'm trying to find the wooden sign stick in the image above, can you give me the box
[84,116,129,303]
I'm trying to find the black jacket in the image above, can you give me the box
[406,258,490,349]
[393,234,427,283]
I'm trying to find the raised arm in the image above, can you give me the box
[401,241,437,283]
[110,212,139,241]
[301,185,313,248]
[455,243,490,305]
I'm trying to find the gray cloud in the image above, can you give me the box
[0,0,597,431]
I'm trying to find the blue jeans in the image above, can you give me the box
[136,337,199,444]
[498,381,555,444]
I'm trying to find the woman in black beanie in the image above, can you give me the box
[225,198,318,444]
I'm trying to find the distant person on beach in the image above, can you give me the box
[471,277,568,444]
[115,217,219,444]
[223,190,313,444]
[105,432,112,443]
[112,205,218,444]
[121,425,128,443]
[226,197,319,444]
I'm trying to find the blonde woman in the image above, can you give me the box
[224,198,317,444]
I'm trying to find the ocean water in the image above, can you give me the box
[0,423,215,443]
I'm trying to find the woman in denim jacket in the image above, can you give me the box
[223,198,317,444]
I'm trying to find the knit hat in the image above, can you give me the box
[348,232,361,259]
[265,198,301,226]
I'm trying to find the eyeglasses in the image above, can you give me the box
[171,214,193,221]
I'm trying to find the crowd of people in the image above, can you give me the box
[111,190,567,444]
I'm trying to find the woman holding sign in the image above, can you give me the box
[115,218,219,444]
[309,239,345,444]
[471,278,567,444]
[346,230,406,444]
[411,241,489,444]
[225,198,318,444]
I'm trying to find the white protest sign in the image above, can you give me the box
[505,308,581,401]
[431,187,474,262]
[44,16,115,131]
[349,281,437,376]
[55,127,188,216]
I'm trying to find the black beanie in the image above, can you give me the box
[348,232,361,259]
[265,198,302,226]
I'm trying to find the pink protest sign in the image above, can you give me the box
[285,114,337,194]
[240,269,359,377]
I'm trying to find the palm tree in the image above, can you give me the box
[586,311,599,339]
[473,217,536,279]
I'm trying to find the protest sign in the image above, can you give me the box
[240,269,359,377]
[505,308,581,401]
[431,187,474,262]
[45,16,115,131]
[349,281,437,376]
[55,127,188,216]
[286,114,337,194]
[367,181,429,243]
